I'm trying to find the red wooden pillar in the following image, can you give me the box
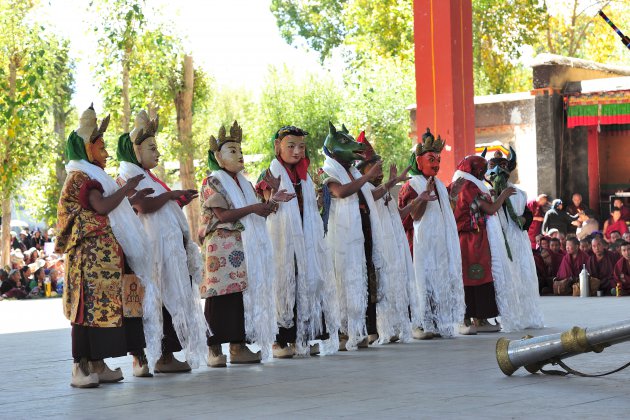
[587,126,600,212]
[413,0,476,183]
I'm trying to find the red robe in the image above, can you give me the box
[604,219,629,241]
[526,200,544,249]
[453,180,493,287]
[586,250,621,291]
[613,258,630,293]
[398,181,417,255]
[556,251,590,281]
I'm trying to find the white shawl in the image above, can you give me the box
[212,169,277,360]
[65,160,162,365]
[373,190,414,343]
[453,170,519,332]
[322,156,389,349]
[496,182,545,330]
[266,158,340,355]
[118,161,209,368]
[409,175,465,337]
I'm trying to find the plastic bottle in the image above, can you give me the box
[44,278,51,297]
[579,265,589,298]
[616,283,621,297]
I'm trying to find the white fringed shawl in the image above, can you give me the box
[322,156,389,349]
[453,170,519,332]
[409,175,465,337]
[118,161,210,368]
[266,158,340,355]
[211,169,277,360]
[373,190,414,343]
[496,182,545,330]
[65,160,162,366]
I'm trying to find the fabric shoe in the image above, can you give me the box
[368,334,379,344]
[71,360,99,388]
[229,343,261,364]
[207,345,227,368]
[412,327,435,340]
[132,354,153,377]
[272,343,294,359]
[338,334,349,351]
[88,360,124,383]
[154,353,192,373]
[458,323,478,335]
[357,337,369,348]
[475,318,501,333]
[309,343,320,356]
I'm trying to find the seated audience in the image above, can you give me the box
[576,210,599,241]
[603,207,629,243]
[586,237,621,295]
[613,241,630,296]
[554,237,590,295]
[0,269,27,299]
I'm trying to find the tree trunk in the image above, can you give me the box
[175,55,199,241]
[122,45,132,132]
[53,108,67,188]
[1,59,17,267]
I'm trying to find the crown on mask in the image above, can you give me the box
[76,103,110,144]
[133,112,159,145]
[209,121,243,152]
[415,128,445,155]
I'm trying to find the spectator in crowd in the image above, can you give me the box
[11,231,25,251]
[554,237,590,295]
[0,269,27,299]
[579,238,594,256]
[586,236,621,295]
[535,248,562,295]
[576,210,599,241]
[610,230,623,244]
[20,230,35,250]
[534,234,543,250]
[539,236,550,252]
[549,237,564,256]
[566,193,589,216]
[542,199,579,235]
[558,232,568,251]
[547,228,559,238]
[527,194,548,249]
[613,241,630,296]
[603,207,629,243]
[623,232,630,242]
[19,266,32,292]
[28,268,46,297]
[49,268,61,294]
[32,230,45,250]
[612,198,630,222]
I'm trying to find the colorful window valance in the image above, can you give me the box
[566,91,630,128]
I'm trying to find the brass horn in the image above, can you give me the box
[496,319,630,376]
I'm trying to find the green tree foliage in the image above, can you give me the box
[243,66,344,177]
[0,0,68,263]
[271,0,629,95]
[340,57,416,170]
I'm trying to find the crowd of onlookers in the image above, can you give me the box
[527,193,630,297]
[0,227,65,300]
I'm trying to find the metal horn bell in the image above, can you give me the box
[496,319,630,376]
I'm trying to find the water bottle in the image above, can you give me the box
[579,265,589,298]
[44,278,51,297]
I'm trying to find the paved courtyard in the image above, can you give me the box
[0,296,629,419]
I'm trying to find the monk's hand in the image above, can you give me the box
[387,165,412,188]
[366,161,383,181]
[450,177,465,197]
[272,189,296,203]
[129,188,154,206]
[174,189,199,205]
[263,170,282,192]
[418,190,438,203]
[125,174,145,191]
[253,202,275,217]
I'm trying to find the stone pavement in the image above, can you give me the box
[0,296,629,419]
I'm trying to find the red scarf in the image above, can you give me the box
[278,156,309,184]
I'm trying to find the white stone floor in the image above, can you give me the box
[0,296,629,419]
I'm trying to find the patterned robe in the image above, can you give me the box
[55,171,125,328]
[198,175,248,298]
